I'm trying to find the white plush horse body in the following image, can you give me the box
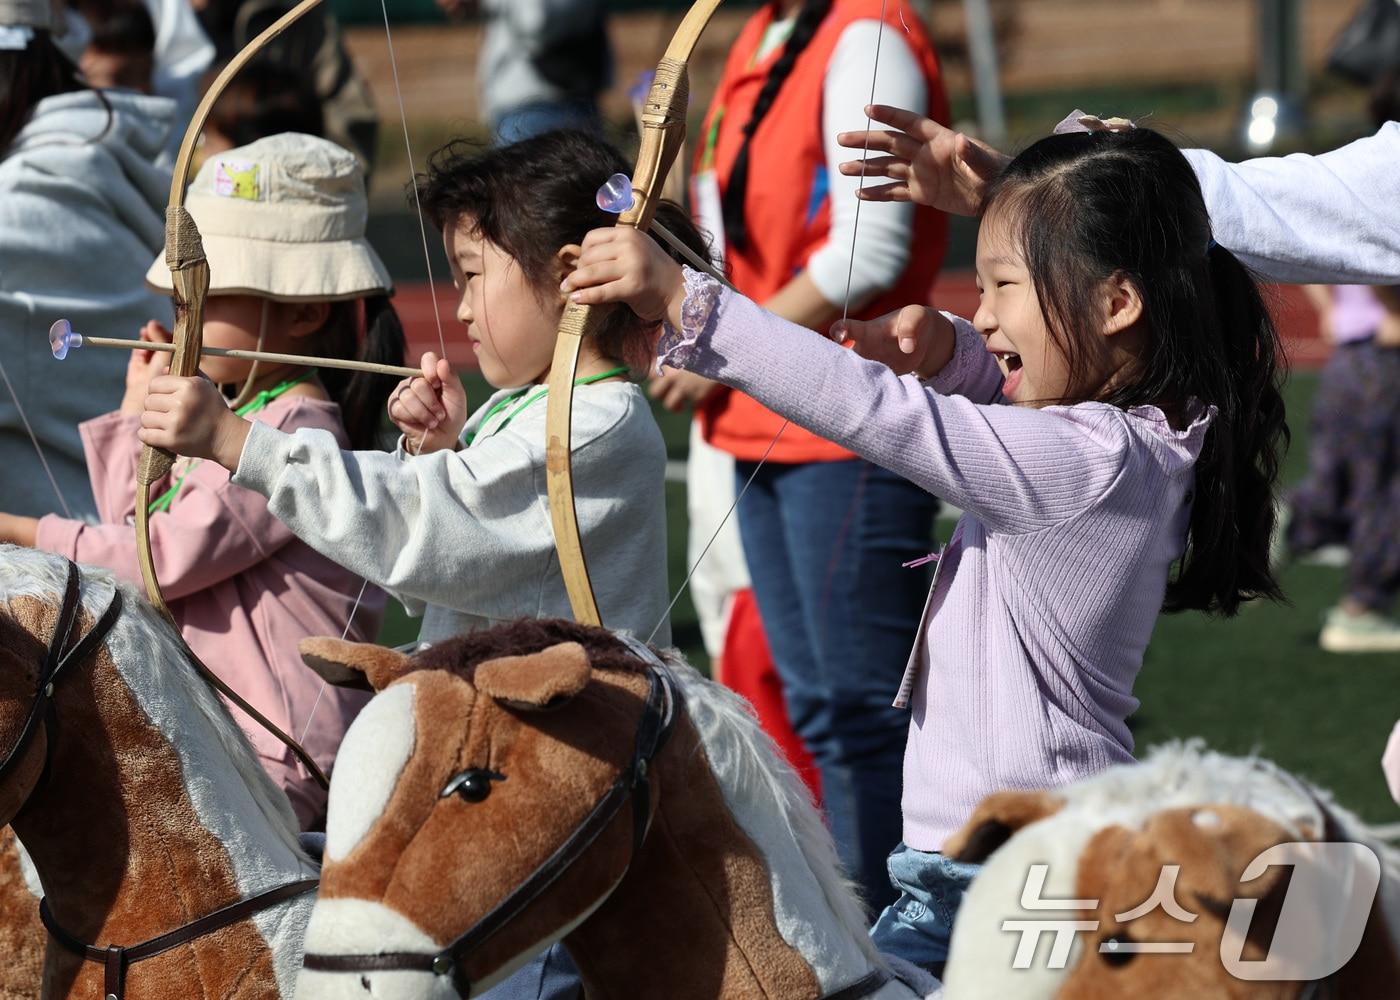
[940,742,1400,998]
[0,546,316,999]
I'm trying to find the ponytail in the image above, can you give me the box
[720,0,833,253]
[313,294,407,450]
[0,32,90,153]
[1166,245,1287,615]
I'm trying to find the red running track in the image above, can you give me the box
[397,272,1330,373]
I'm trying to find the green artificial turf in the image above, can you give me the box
[378,366,1400,823]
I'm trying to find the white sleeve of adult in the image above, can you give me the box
[806,20,926,308]
[1184,122,1400,284]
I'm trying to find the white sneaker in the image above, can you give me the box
[1319,606,1400,654]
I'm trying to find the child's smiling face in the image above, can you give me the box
[444,217,562,388]
[971,211,1072,407]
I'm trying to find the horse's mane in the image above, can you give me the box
[415,619,881,968]
[0,546,304,860]
[660,655,883,966]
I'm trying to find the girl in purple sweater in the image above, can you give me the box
[564,121,1287,974]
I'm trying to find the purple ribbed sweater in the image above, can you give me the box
[661,272,1213,850]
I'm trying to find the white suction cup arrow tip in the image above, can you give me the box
[596,173,635,214]
[49,319,84,360]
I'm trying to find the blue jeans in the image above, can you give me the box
[734,458,939,911]
[476,944,581,999]
[870,843,981,978]
[493,100,602,146]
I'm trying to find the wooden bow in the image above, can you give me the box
[544,0,724,626]
[136,0,331,788]
[136,0,326,614]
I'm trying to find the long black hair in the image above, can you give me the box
[305,294,407,450]
[720,0,833,252]
[414,129,711,371]
[0,32,90,153]
[982,127,1288,616]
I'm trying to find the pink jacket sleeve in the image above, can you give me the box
[35,401,346,601]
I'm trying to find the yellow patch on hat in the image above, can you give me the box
[214,161,261,201]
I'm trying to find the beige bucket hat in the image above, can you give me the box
[0,0,52,29]
[146,133,393,302]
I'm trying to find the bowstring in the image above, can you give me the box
[299,0,449,746]
[645,0,890,645]
[0,355,75,519]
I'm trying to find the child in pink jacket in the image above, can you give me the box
[0,134,402,828]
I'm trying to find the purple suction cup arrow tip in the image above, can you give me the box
[49,319,82,361]
[596,173,635,215]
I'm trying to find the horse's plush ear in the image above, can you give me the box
[943,790,1066,863]
[474,642,592,711]
[299,638,413,692]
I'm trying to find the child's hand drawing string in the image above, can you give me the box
[299,1,451,747]
[646,0,892,645]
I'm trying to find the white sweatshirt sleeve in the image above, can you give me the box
[1184,122,1400,284]
[806,20,927,308]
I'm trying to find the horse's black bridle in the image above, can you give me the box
[0,559,123,812]
[303,650,681,997]
[3,559,319,1000]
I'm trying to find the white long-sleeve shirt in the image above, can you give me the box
[1185,122,1400,284]
[807,20,927,308]
[232,381,671,646]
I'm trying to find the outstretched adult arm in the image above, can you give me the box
[1182,123,1400,284]
[840,109,1400,284]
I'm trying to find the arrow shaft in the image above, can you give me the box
[79,336,421,379]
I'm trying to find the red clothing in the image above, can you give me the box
[35,398,382,826]
[697,0,950,463]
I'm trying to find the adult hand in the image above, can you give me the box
[121,320,173,416]
[389,352,468,453]
[649,368,719,413]
[837,105,1010,216]
[832,305,956,379]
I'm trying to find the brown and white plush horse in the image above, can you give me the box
[293,620,941,1000]
[0,545,318,999]
[937,742,1400,998]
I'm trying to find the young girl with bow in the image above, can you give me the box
[562,119,1288,974]
[134,129,709,651]
[0,132,404,828]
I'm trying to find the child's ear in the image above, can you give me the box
[556,244,583,285]
[1101,273,1144,336]
[285,301,331,340]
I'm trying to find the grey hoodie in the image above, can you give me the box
[0,90,174,518]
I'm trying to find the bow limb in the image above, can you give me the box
[135,0,326,615]
[132,0,332,790]
[545,0,724,626]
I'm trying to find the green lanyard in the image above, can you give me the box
[463,367,629,447]
[147,371,316,515]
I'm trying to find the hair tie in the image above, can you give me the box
[1207,238,1218,253]
[1052,109,1136,136]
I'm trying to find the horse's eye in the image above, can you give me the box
[1099,935,1137,967]
[441,768,505,804]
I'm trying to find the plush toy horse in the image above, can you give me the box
[0,827,45,998]
[0,545,318,999]
[293,619,941,1000]
[938,742,1400,998]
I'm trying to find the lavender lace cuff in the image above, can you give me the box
[655,267,726,375]
[925,312,981,394]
